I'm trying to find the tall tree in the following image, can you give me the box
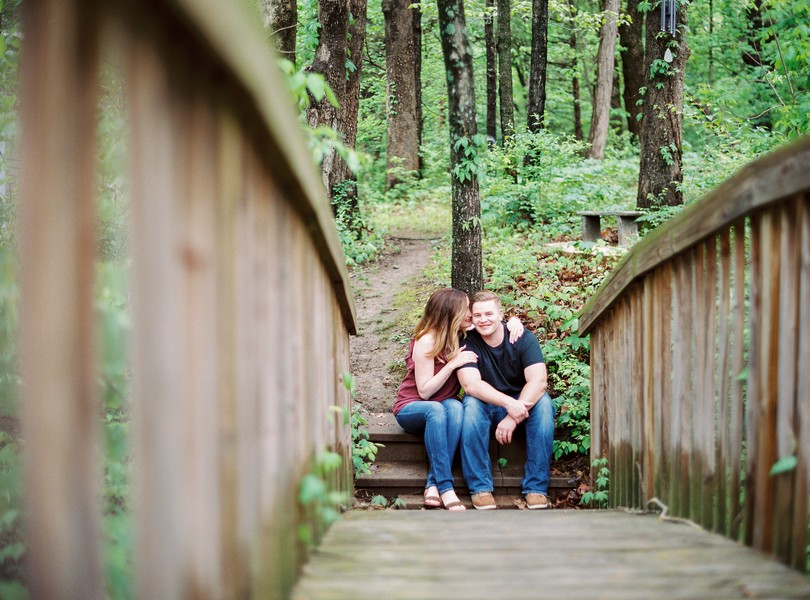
[306,0,369,231]
[610,56,623,134]
[485,0,498,144]
[619,0,644,140]
[413,8,424,171]
[636,2,689,207]
[496,0,515,143]
[383,0,421,188]
[260,0,297,65]
[437,0,483,294]
[585,0,619,159]
[329,0,368,226]
[526,0,549,132]
[567,0,583,140]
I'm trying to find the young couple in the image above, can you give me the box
[392,288,556,512]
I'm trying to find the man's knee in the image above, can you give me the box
[462,394,487,425]
[533,393,555,417]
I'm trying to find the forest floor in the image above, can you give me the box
[348,234,438,417]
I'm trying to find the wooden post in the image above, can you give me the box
[18,1,105,597]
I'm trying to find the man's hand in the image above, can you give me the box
[505,398,528,423]
[495,416,517,445]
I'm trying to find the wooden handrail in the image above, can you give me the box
[18,1,356,598]
[579,136,810,336]
[578,137,810,571]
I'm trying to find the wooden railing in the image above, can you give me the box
[17,1,356,598]
[579,137,810,570]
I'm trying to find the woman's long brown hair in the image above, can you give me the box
[413,288,468,361]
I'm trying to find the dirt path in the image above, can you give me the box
[348,237,438,416]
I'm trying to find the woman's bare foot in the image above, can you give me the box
[440,489,466,511]
[423,485,441,508]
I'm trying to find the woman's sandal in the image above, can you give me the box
[440,490,466,512]
[423,486,441,508]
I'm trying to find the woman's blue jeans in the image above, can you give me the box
[394,399,463,494]
[460,392,555,495]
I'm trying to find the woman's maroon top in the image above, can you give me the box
[392,338,461,415]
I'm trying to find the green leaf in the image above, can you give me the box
[306,74,326,102]
[317,451,343,475]
[769,455,797,476]
[298,474,327,505]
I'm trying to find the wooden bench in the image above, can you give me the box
[577,210,643,246]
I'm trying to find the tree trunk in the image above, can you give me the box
[496,0,515,144]
[585,0,619,159]
[485,0,497,144]
[610,56,623,134]
[259,0,297,65]
[437,0,483,295]
[383,0,421,189]
[708,0,713,86]
[413,7,424,173]
[619,0,644,140]
[328,0,367,229]
[568,0,583,140]
[526,0,549,132]
[636,4,689,208]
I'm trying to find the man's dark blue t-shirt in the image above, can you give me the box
[460,323,545,397]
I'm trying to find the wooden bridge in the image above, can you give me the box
[13,0,810,598]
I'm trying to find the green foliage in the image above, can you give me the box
[581,457,609,508]
[342,372,383,477]
[369,494,406,509]
[451,134,487,183]
[351,406,382,476]
[769,454,798,476]
[297,450,350,547]
[480,129,637,238]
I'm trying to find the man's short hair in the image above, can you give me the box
[470,290,501,308]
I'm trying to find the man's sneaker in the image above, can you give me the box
[526,493,549,510]
[471,492,498,510]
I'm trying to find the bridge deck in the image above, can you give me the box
[292,510,810,599]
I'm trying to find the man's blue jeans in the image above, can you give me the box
[394,399,463,493]
[460,393,555,495]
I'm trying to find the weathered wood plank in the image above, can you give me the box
[774,201,799,564]
[128,30,188,599]
[18,1,104,597]
[293,511,810,599]
[729,219,746,541]
[716,229,732,533]
[793,197,810,570]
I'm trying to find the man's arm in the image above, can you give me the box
[494,362,548,445]
[517,362,548,410]
[457,367,529,422]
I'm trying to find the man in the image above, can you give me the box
[457,290,555,510]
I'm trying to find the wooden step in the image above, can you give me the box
[356,413,579,508]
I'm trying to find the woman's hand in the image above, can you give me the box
[506,316,524,344]
[452,346,478,368]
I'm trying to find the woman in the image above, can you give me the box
[393,289,523,510]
